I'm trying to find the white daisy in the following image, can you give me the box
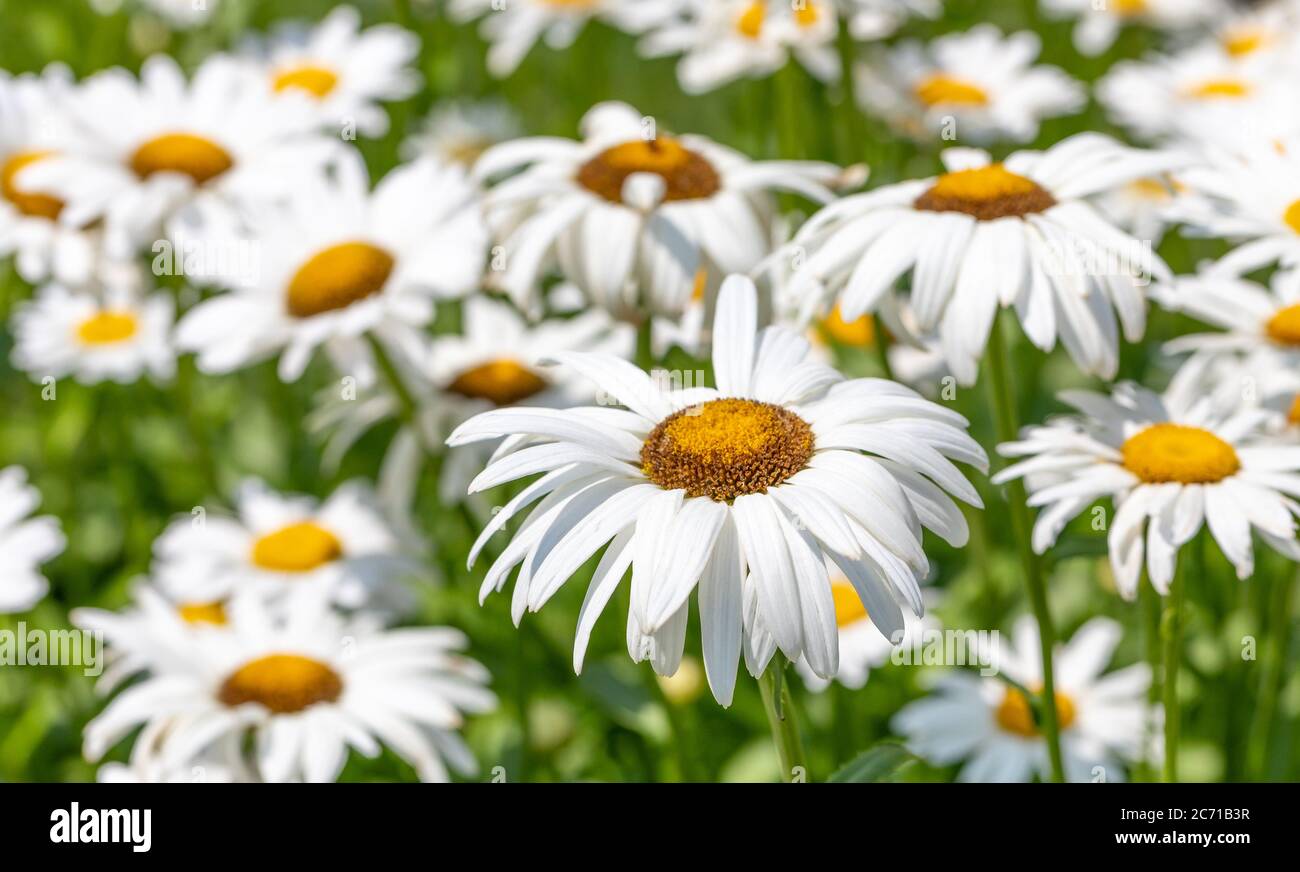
[175,150,487,382]
[449,0,679,78]
[447,275,985,706]
[475,100,841,318]
[787,134,1178,384]
[1092,174,1183,247]
[402,100,522,167]
[82,589,496,783]
[894,616,1158,782]
[11,283,174,385]
[151,478,419,613]
[1159,268,1300,362]
[24,54,336,259]
[855,25,1084,145]
[993,369,1300,598]
[241,5,420,138]
[0,466,65,614]
[1039,0,1224,57]
[839,0,941,41]
[1210,3,1300,65]
[641,0,841,94]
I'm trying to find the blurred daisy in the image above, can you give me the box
[1211,3,1300,63]
[839,0,940,40]
[449,0,678,78]
[138,0,220,29]
[856,26,1084,145]
[1159,268,1300,362]
[1039,0,1223,57]
[448,275,984,705]
[83,589,496,783]
[787,134,1178,384]
[242,5,419,138]
[403,100,522,167]
[152,478,418,613]
[1172,137,1300,276]
[0,466,65,613]
[894,616,1158,782]
[11,283,174,385]
[176,151,486,381]
[0,67,130,288]
[475,100,840,318]
[994,371,1300,598]
[642,0,840,94]
[25,54,335,258]
[1093,174,1182,246]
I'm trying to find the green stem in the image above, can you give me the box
[1162,554,1187,782]
[366,333,433,454]
[872,314,895,381]
[834,17,868,167]
[758,653,807,782]
[985,316,1066,783]
[1248,566,1295,779]
[634,318,656,371]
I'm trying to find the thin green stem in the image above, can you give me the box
[1162,554,1187,782]
[758,653,807,782]
[872,314,894,381]
[634,318,656,371]
[366,333,437,457]
[1248,566,1295,779]
[985,316,1066,783]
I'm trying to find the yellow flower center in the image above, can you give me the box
[1186,78,1252,100]
[1266,303,1300,346]
[1126,177,1172,200]
[1282,199,1300,236]
[1,150,63,219]
[1121,423,1240,485]
[1111,0,1146,16]
[76,311,138,346]
[446,359,549,406]
[914,163,1056,221]
[271,64,339,98]
[794,2,820,28]
[217,653,343,714]
[178,601,227,626]
[736,2,766,38]
[913,74,989,107]
[576,136,721,204]
[130,132,234,185]
[285,241,395,318]
[641,398,814,502]
[1288,394,1300,426]
[250,521,343,573]
[996,687,1077,738]
[831,580,869,628]
[818,304,875,346]
[1222,30,1267,58]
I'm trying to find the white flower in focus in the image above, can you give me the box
[894,616,1159,782]
[448,275,985,705]
[0,467,65,614]
[856,26,1084,145]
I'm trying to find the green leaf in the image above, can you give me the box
[827,743,918,783]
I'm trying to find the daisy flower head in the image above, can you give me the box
[241,5,420,138]
[83,588,496,783]
[787,135,1179,385]
[1159,268,1300,364]
[894,616,1158,782]
[176,150,487,382]
[475,100,841,319]
[403,100,523,168]
[11,282,174,385]
[994,368,1300,599]
[1210,2,1300,65]
[1039,0,1225,57]
[24,54,337,259]
[151,478,419,614]
[449,0,680,78]
[0,66,108,287]
[1092,174,1183,247]
[448,275,986,706]
[641,0,841,94]
[0,466,65,614]
[839,0,941,41]
[856,25,1085,145]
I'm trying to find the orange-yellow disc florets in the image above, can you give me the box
[217,653,343,714]
[285,241,395,318]
[130,132,234,185]
[446,359,548,406]
[251,521,343,572]
[1121,423,1240,485]
[914,163,1056,220]
[996,687,1077,738]
[576,136,720,205]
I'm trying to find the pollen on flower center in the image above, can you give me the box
[178,601,227,626]
[1121,423,1240,484]
[996,687,1077,738]
[831,580,869,628]
[1,150,63,219]
[576,136,721,204]
[736,2,766,38]
[1266,303,1300,346]
[914,74,989,107]
[914,163,1056,220]
[285,241,396,318]
[251,521,343,572]
[217,653,343,714]
[640,398,814,502]
[129,132,234,185]
[446,359,548,406]
[1186,78,1252,100]
[272,64,339,98]
[76,311,138,346]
